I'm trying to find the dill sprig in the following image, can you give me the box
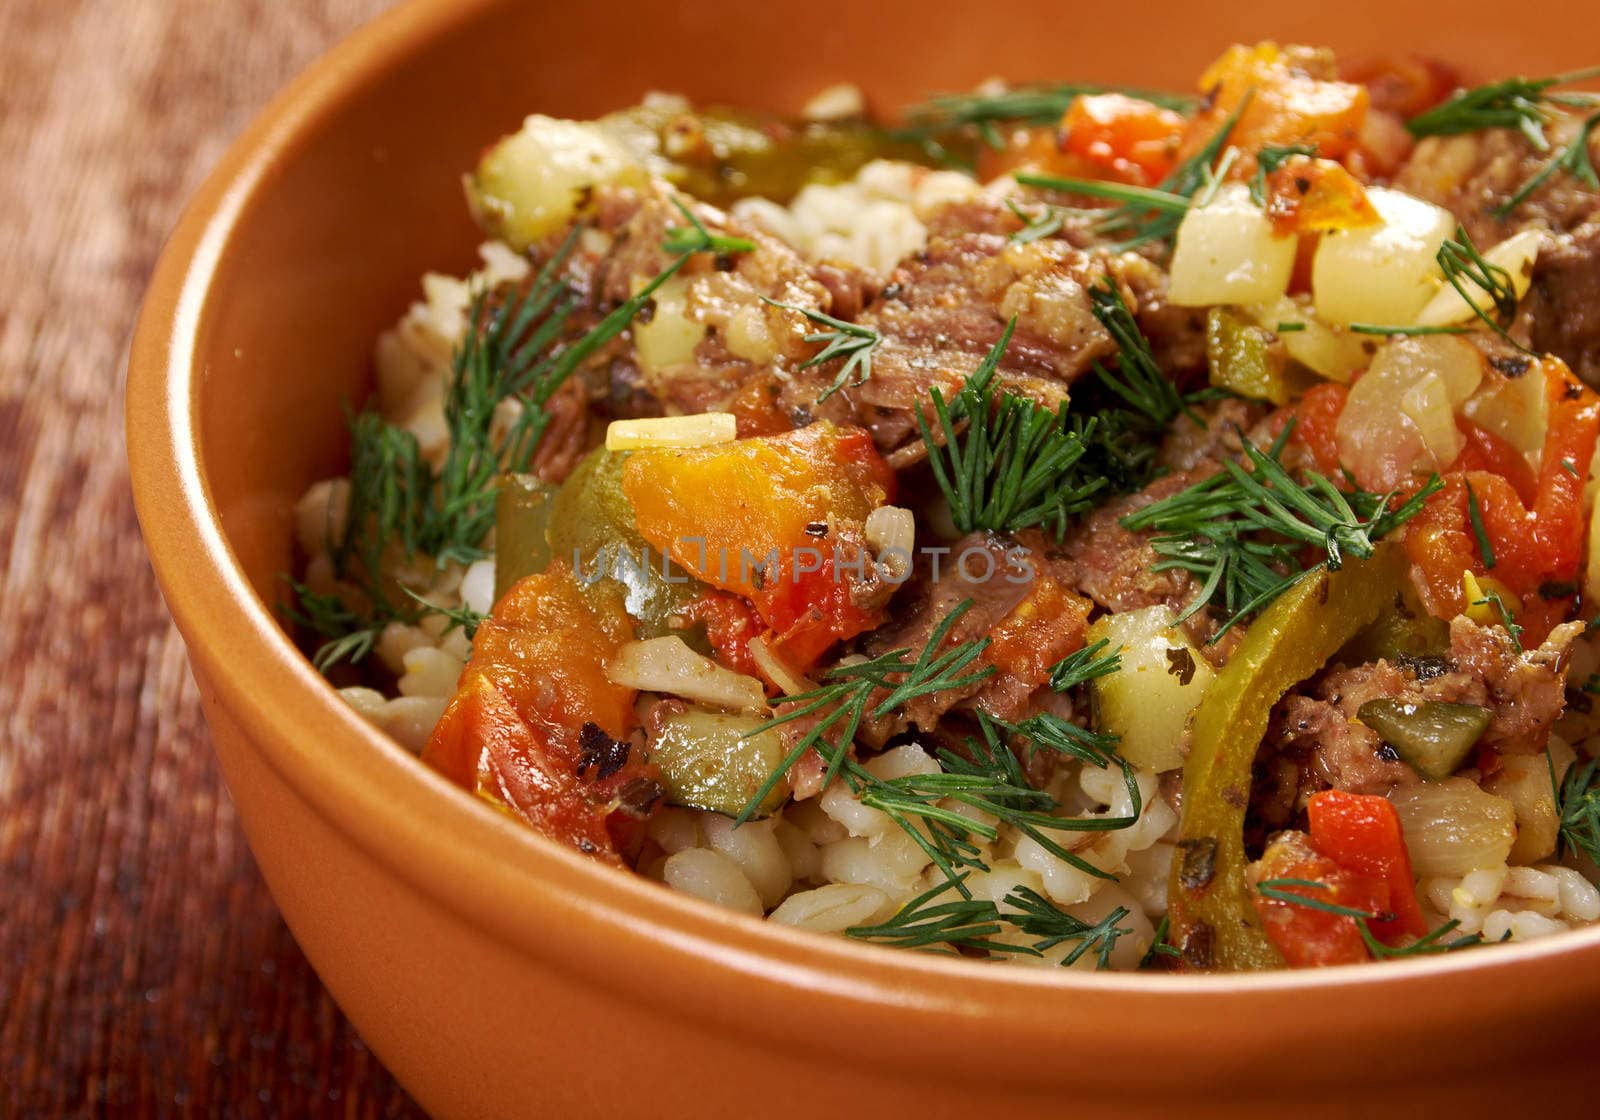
[1120,427,1441,636]
[1013,97,1247,251]
[661,197,757,256]
[1437,226,1529,351]
[1047,637,1122,692]
[897,82,1197,150]
[918,320,1105,538]
[762,298,880,402]
[1552,755,1600,874]
[740,605,1142,893]
[1406,65,1600,148]
[293,219,704,670]
[1257,878,1490,957]
[845,873,1134,967]
[1003,197,1066,245]
[737,600,996,819]
[1088,278,1187,428]
[1348,323,1472,337]
[1493,109,1600,218]
[1465,480,1497,569]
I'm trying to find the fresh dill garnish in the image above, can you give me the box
[1406,66,1600,148]
[738,600,996,818]
[1258,879,1490,956]
[1562,458,1581,478]
[1494,109,1600,218]
[661,197,757,256]
[1248,142,1318,206]
[740,606,1142,893]
[845,875,1133,967]
[918,320,1106,538]
[1552,755,1600,875]
[1120,426,1441,637]
[1256,877,1381,919]
[762,298,880,402]
[1047,638,1122,692]
[292,222,702,670]
[1348,323,1472,337]
[1013,98,1247,251]
[1003,197,1066,244]
[1437,226,1528,351]
[1473,587,1524,652]
[1275,322,1308,333]
[897,82,1197,151]
[1140,914,1182,967]
[1465,480,1497,569]
[1088,278,1188,427]
[859,713,1139,887]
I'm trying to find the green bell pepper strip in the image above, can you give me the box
[1167,542,1408,971]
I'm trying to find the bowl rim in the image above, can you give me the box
[126,0,1600,1067]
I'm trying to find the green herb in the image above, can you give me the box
[1257,877,1382,919]
[1552,754,1600,875]
[1465,479,1497,569]
[738,600,996,818]
[898,82,1197,151]
[1406,66,1600,147]
[1140,914,1182,967]
[1047,637,1122,692]
[1004,197,1066,244]
[918,320,1106,538]
[1258,878,1490,956]
[661,197,757,256]
[1088,278,1189,427]
[292,223,700,670]
[1437,226,1528,350]
[1248,142,1318,206]
[1276,322,1308,334]
[1121,426,1441,636]
[1494,109,1600,218]
[1012,98,1247,251]
[1348,323,1473,336]
[1473,587,1524,652]
[1562,458,1580,478]
[761,298,880,403]
[845,875,1133,967]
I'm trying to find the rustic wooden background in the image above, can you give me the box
[0,0,426,1114]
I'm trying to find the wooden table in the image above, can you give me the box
[0,1,424,1113]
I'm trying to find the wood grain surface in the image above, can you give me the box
[0,0,426,1114]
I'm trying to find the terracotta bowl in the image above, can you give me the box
[127,0,1600,1114]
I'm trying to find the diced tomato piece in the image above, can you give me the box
[1531,360,1600,581]
[1452,421,1539,507]
[1181,42,1370,175]
[1307,790,1428,942]
[1290,382,1349,475]
[1252,833,1388,968]
[1060,93,1185,184]
[726,374,792,438]
[1263,156,1380,235]
[982,575,1093,693]
[757,550,881,670]
[423,563,658,863]
[676,589,762,677]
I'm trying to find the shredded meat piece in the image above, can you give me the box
[1447,616,1581,754]
[1156,396,1270,472]
[530,378,591,484]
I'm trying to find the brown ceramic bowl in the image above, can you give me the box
[128,1,1600,1114]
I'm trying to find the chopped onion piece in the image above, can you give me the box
[1168,183,1297,307]
[1241,296,1369,383]
[607,635,767,712]
[605,412,738,451]
[748,635,816,696]
[1390,778,1516,876]
[1313,187,1455,326]
[631,273,707,374]
[1414,229,1546,328]
[1399,371,1465,468]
